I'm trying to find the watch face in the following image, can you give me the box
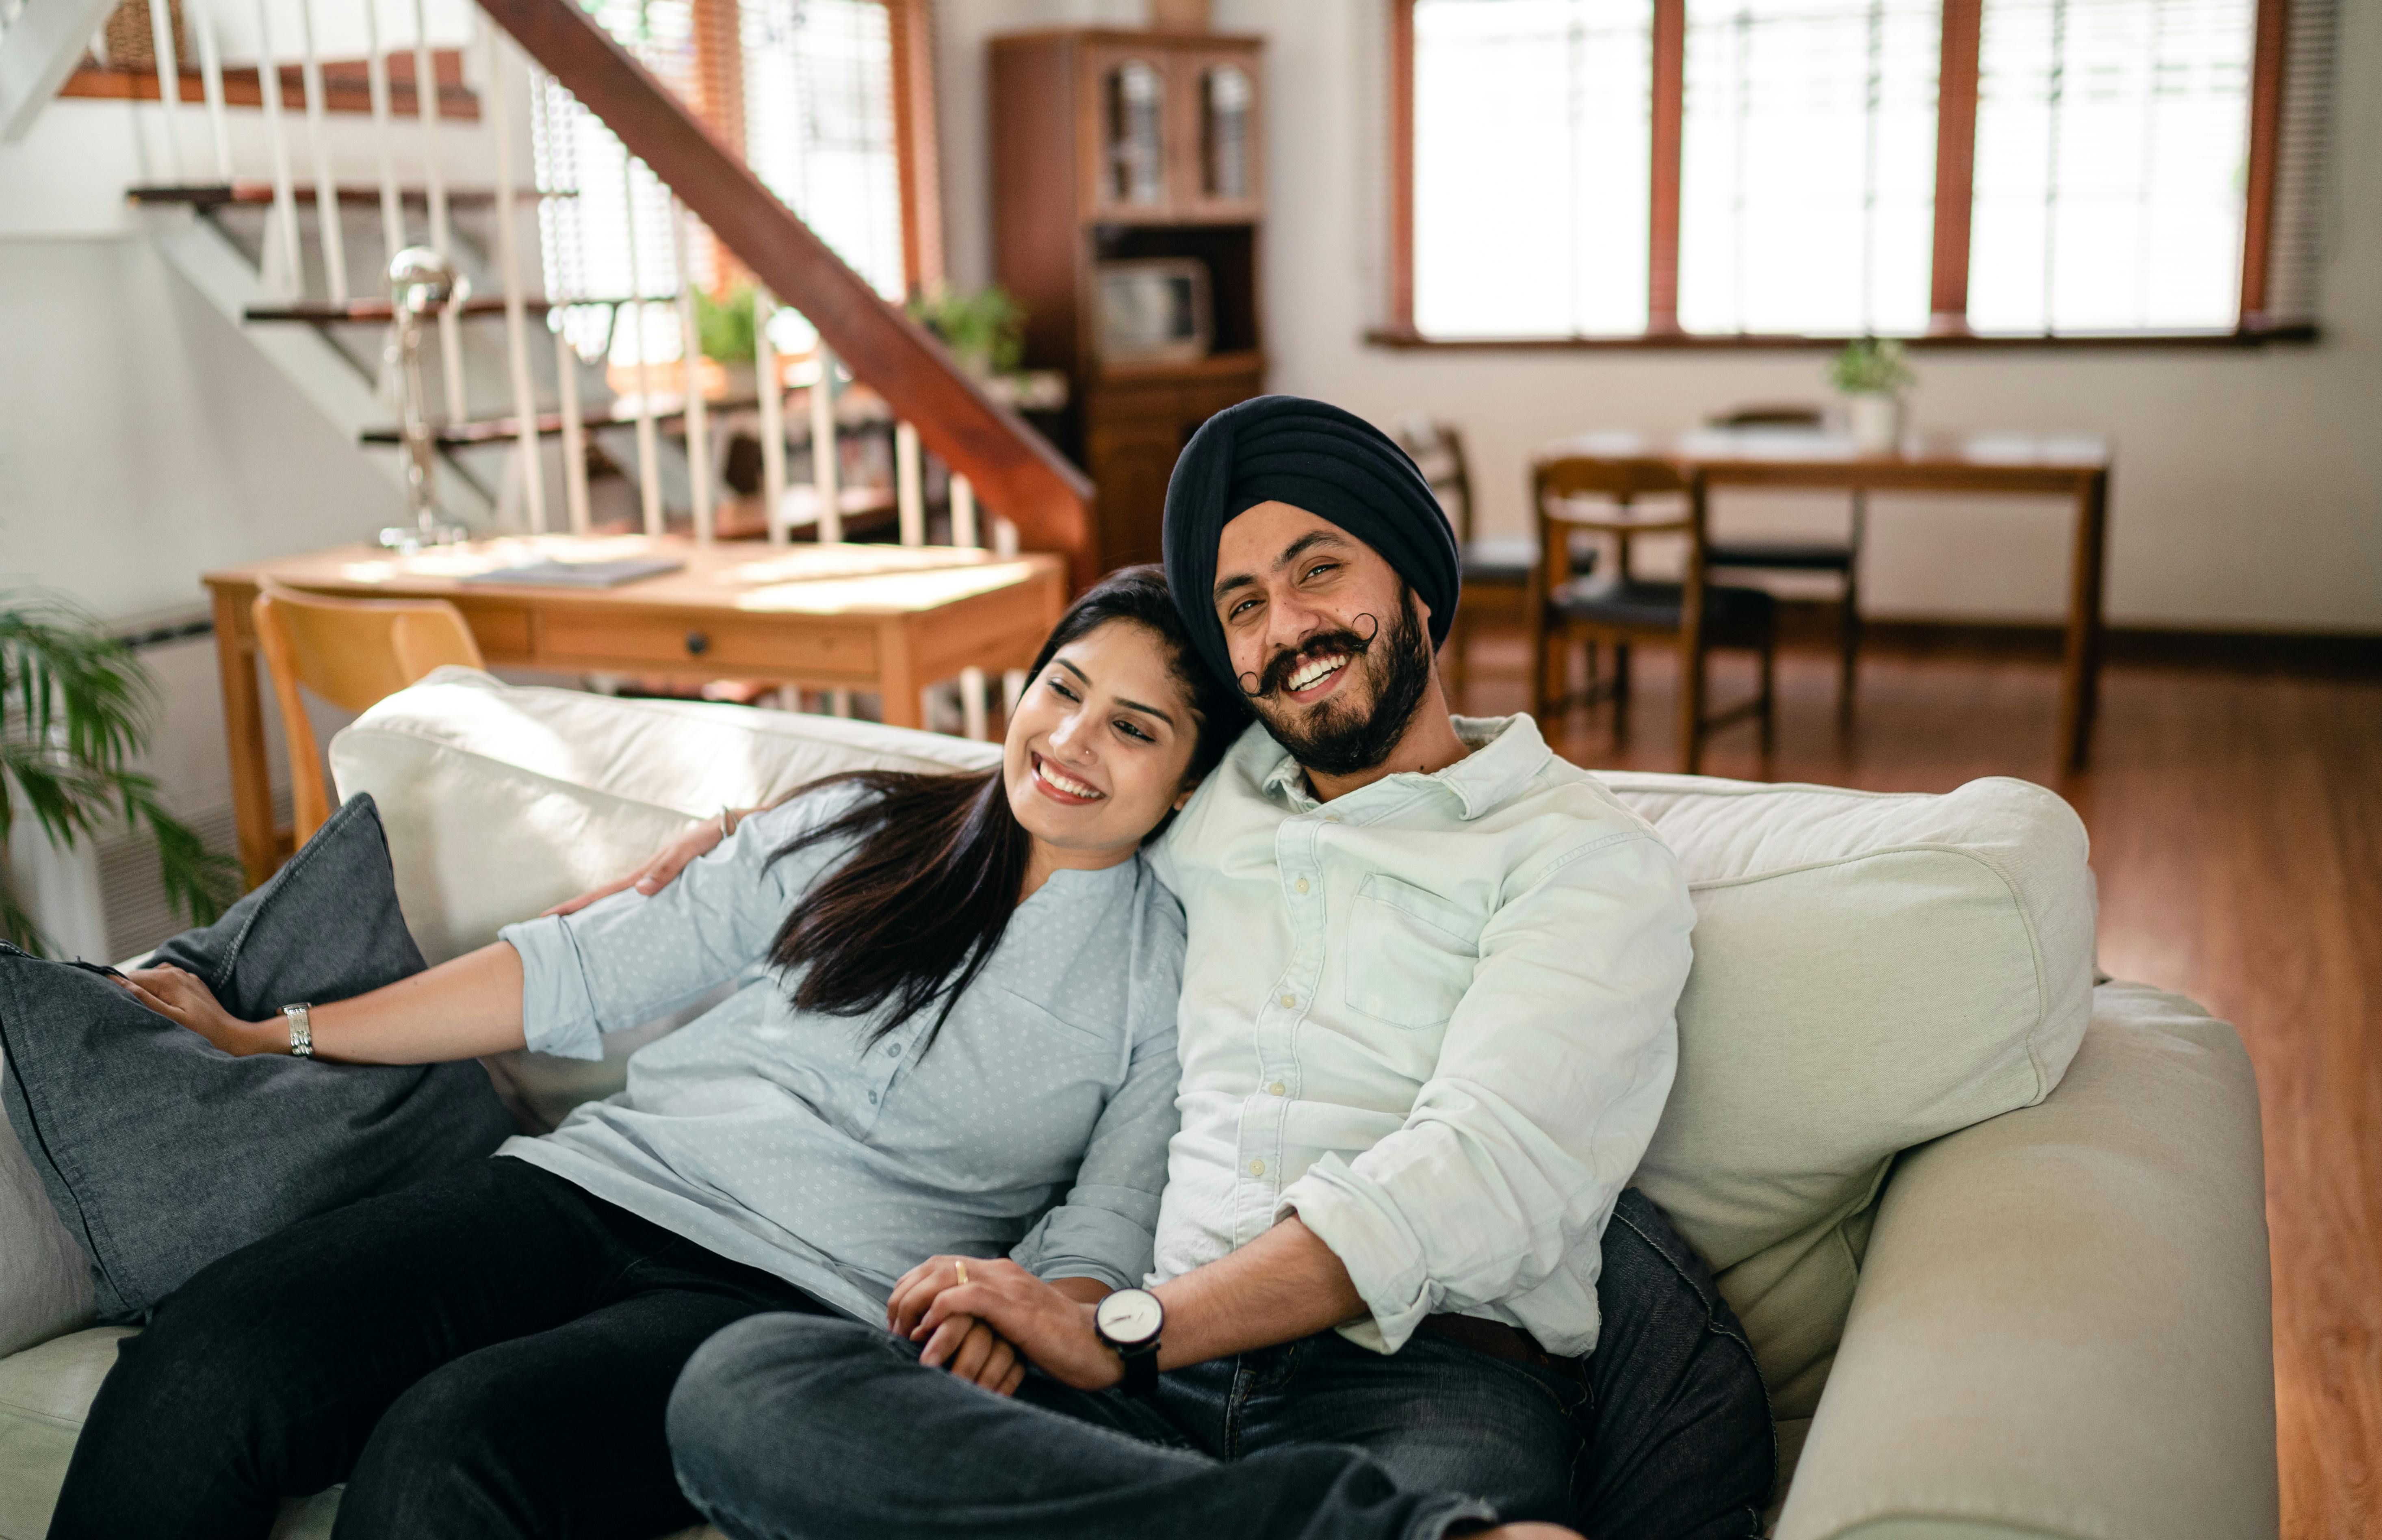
[1095,1288,1163,1347]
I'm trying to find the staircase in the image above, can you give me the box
[2,0,1095,578]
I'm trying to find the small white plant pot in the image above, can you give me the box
[1846,392,1904,454]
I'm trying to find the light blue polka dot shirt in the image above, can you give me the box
[495,784,1185,1324]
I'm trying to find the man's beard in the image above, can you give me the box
[1245,584,1435,778]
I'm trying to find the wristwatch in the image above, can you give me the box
[1093,1287,1164,1397]
[280,1003,314,1059]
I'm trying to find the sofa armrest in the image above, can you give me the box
[1775,981,2277,1540]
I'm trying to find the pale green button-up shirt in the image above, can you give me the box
[1147,714,1695,1358]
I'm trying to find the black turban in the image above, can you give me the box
[1161,395,1460,689]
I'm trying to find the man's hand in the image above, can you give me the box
[542,810,750,916]
[895,1256,1123,1393]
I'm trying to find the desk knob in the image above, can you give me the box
[685,630,711,656]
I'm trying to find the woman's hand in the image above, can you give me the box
[886,1256,1029,1397]
[541,810,754,917]
[115,964,282,1057]
[897,1256,1123,1393]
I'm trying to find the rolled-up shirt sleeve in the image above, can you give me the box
[498,792,854,1061]
[1277,831,1695,1352]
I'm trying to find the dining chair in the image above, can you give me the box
[252,580,486,845]
[1394,417,1589,701]
[1704,403,1864,718]
[1529,453,1775,774]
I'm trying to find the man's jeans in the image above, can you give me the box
[669,1189,1773,1540]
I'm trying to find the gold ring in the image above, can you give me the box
[954,1260,969,1285]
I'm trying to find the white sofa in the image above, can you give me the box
[0,671,2278,1540]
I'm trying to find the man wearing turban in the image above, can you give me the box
[665,397,1774,1540]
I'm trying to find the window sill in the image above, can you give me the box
[1364,324,2320,351]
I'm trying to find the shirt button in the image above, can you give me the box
[884,1044,900,1057]
[1268,1081,1286,1097]
[1294,877,1309,894]
[1248,1159,1266,1176]
[1279,993,1296,1009]
[867,1089,879,1103]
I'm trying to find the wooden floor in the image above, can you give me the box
[1448,623,2381,1540]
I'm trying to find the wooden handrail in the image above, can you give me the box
[477,0,1100,587]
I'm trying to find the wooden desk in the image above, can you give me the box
[204,536,1067,887]
[1545,429,2113,769]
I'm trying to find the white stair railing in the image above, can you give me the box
[294,0,348,303]
[141,0,180,178]
[486,26,544,531]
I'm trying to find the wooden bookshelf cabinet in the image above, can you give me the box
[991,28,1266,571]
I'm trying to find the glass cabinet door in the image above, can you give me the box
[1103,56,1168,210]
[1167,46,1261,221]
[1201,63,1253,200]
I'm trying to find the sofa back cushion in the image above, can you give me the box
[333,677,2095,1417]
[1597,771,2096,1417]
[330,671,1002,1126]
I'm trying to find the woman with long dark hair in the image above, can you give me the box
[52,566,1248,1540]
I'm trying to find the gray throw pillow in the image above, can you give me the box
[0,793,514,1321]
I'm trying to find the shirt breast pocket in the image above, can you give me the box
[1342,873,1482,1030]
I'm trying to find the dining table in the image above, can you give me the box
[203,535,1066,888]
[1543,427,2113,770]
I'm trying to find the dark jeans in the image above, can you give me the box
[49,1156,823,1540]
[669,1188,1772,1540]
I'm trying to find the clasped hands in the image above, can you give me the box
[885,1255,1125,1399]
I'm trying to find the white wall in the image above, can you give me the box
[935,0,2382,631]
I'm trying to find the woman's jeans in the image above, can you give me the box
[670,1188,1774,1540]
[48,1156,822,1540]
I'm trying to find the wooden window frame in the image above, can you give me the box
[1378,0,2314,349]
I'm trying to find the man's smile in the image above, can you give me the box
[1282,652,1351,704]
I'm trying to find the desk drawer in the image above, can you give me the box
[540,609,877,677]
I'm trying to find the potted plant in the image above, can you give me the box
[906,283,1027,381]
[2,592,236,955]
[1828,337,1916,454]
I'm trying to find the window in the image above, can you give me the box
[1389,0,2328,342]
[530,0,912,368]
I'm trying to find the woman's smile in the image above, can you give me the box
[1029,752,1107,805]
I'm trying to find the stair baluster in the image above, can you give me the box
[895,420,923,549]
[361,0,405,256]
[671,198,713,544]
[410,0,463,423]
[141,0,182,179]
[621,163,663,535]
[188,0,231,178]
[487,26,546,531]
[754,287,788,548]
[293,0,348,303]
[553,320,593,535]
[248,0,303,296]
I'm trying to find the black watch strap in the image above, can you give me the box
[1116,1339,1160,1398]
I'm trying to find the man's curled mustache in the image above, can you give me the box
[1244,616,1380,700]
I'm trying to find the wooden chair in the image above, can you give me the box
[1704,403,1864,717]
[1395,417,1588,697]
[1529,454,1776,774]
[252,580,486,845]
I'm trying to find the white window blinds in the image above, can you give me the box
[1411,0,1652,338]
[1678,0,1941,335]
[1967,0,2256,334]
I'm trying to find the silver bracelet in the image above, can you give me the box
[280,1002,314,1058]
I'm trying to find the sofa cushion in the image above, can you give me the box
[0,795,515,1321]
[1599,772,2097,1419]
[330,678,2095,1422]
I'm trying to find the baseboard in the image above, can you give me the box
[1774,603,2382,677]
